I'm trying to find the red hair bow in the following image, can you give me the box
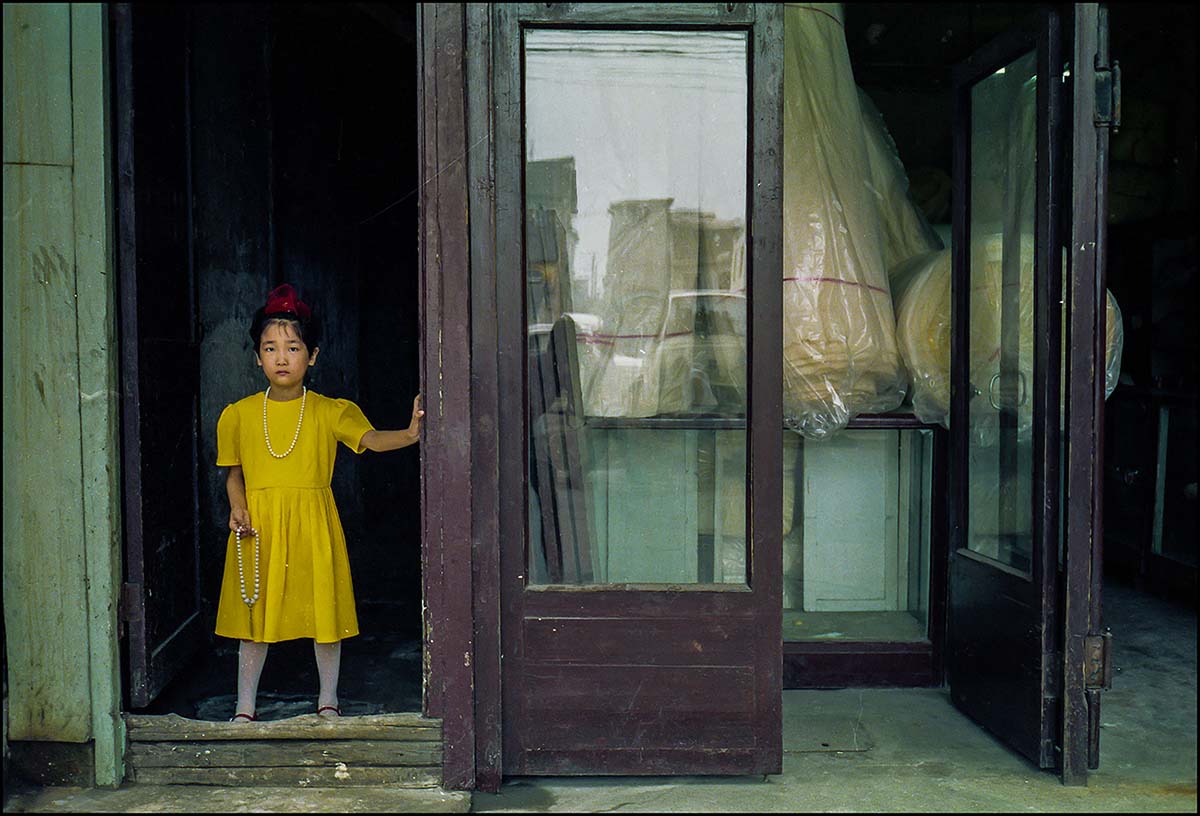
[264,284,311,321]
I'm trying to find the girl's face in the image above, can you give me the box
[255,321,319,391]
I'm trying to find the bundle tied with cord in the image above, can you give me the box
[781,3,909,437]
[892,239,1125,441]
[891,60,1124,440]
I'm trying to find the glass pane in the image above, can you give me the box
[966,51,1038,572]
[523,30,750,586]
[784,429,933,643]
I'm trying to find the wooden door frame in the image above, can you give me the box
[417,3,484,792]
[464,2,505,793]
[483,1,783,778]
[111,0,206,712]
[945,3,1115,786]
[1062,1,1111,786]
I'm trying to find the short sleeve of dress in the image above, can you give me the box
[331,398,376,454]
[216,404,240,466]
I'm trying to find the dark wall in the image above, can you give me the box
[191,3,421,638]
[1099,3,1197,596]
[193,4,274,631]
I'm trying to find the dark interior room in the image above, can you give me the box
[121,2,423,720]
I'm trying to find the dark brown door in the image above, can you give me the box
[491,4,783,775]
[113,3,205,708]
[947,4,1112,784]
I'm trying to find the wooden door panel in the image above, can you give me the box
[524,665,756,714]
[511,605,768,772]
[944,5,1117,784]
[113,2,204,708]
[948,556,1051,764]
[523,616,759,665]
[518,712,759,752]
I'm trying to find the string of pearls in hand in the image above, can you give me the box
[263,385,306,458]
[235,526,260,607]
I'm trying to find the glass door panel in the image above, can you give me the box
[966,50,1038,574]
[523,29,750,586]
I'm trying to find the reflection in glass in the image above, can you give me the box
[524,30,749,586]
[966,51,1038,572]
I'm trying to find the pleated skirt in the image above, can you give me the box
[214,486,359,643]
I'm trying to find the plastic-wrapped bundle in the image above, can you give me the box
[1103,295,1124,397]
[891,249,955,425]
[893,53,1124,438]
[892,239,1125,438]
[858,88,945,272]
[656,213,749,413]
[782,3,907,437]
[893,237,1031,441]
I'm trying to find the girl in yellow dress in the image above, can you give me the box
[214,283,423,722]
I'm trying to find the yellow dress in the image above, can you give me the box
[214,390,374,643]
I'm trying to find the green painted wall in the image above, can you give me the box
[2,2,124,786]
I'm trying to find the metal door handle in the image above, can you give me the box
[988,371,1027,410]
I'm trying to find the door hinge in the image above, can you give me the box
[1083,629,1113,690]
[1095,60,1121,132]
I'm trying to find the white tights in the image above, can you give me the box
[236,639,342,717]
[314,640,342,711]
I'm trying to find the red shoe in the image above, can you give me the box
[316,705,341,717]
[230,712,258,722]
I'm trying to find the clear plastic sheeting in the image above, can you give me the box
[891,248,955,426]
[858,88,945,273]
[891,241,1126,437]
[1104,294,1124,398]
[781,3,910,437]
[893,237,1036,442]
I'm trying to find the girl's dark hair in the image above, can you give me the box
[249,306,322,352]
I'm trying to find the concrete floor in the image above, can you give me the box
[3,576,1195,813]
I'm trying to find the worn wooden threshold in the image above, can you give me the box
[123,713,445,787]
[124,712,440,740]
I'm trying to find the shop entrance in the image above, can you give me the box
[456,2,1116,788]
[113,0,1118,791]
[114,2,423,723]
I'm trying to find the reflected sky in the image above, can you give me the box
[525,30,749,299]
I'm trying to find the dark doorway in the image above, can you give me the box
[117,2,422,720]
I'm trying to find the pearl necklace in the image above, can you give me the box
[235,527,260,606]
[263,386,306,458]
